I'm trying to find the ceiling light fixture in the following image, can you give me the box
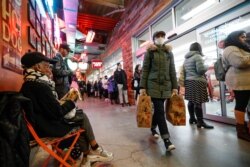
[181,0,217,21]
[86,30,95,43]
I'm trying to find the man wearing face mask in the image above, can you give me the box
[140,31,178,152]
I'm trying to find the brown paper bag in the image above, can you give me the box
[136,93,152,128]
[165,94,186,126]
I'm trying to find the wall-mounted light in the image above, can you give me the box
[181,0,217,20]
[86,30,95,43]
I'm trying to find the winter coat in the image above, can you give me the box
[184,51,207,83]
[20,81,76,137]
[107,76,117,93]
[0,92,30,167]
[223,46,250,90]
[140,44,178,99]
[114,69,128,90]
[52,53,72,96]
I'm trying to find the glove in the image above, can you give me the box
[139,89,146,95]
[171,89,178,96]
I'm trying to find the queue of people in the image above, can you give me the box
[16,30,250,166]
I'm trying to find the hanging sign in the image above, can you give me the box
[91,59,103,69]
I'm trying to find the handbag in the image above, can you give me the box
[165,94,186,126]
[136,92,152,128]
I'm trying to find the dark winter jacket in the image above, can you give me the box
[52,53,72,97]
[20,81,76,137]
[0,92,30,167]
[114,69,128,90]
[140,44,178,98]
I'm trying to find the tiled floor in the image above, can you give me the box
[30,97,250,167]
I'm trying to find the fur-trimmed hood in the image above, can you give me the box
[146,43,172,52]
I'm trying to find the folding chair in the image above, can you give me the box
[23,113,84,167]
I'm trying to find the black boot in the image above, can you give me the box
[194,104,214,129]
[188,101,197,124]
[197,121,214,129]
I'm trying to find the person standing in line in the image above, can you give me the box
[114,63,130,107]
[102,75,109,101]
[184,42,214,129]
[107,75,116,104]
[222,30,250,141]
[133,64,142,100]
[93,80,99,97]
[140,31,177,152]
[52,43,73,99]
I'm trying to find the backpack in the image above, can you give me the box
[214,57,228,81]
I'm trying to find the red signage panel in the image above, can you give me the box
[91,59,103,69]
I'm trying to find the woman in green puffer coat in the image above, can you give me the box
[140,31,178,152]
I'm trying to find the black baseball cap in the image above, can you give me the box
[21,52,57,68]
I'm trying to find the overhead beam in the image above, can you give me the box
[84,0,124,8]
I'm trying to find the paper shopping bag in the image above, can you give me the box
[165,94,186,126]
[136,93,152,128]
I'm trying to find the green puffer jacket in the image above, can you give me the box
[140,44,178,99]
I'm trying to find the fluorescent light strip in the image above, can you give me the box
[181,0,217,21]
[86,30,95,43]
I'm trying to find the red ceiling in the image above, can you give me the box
[77,14,118,34]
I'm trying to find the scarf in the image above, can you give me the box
[23,68,58,99]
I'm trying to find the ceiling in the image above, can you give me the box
[58,0,132,62]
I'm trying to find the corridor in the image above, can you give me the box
[30,97,250,167]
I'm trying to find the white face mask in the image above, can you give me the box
[154,37,165,45]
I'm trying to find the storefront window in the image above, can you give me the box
[168,30,197,75]
[151,12,173,35]
[175,0,216,26]
[137,29,150,48]
[199,13,250,118]
[102,49,122,77]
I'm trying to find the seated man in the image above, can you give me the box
[20,52,113,166]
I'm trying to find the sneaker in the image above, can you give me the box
[80,157,91,167]
[89,146,113,162]
[151,129,160,139]
[164,139,176,151]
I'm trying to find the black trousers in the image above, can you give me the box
[151,98,170,139]
[234,90,250,111]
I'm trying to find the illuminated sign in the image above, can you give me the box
[91,59,103,69]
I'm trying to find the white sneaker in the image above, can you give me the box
[80,157,91,167]
[88,146,113,162]
[153,133,160,139]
